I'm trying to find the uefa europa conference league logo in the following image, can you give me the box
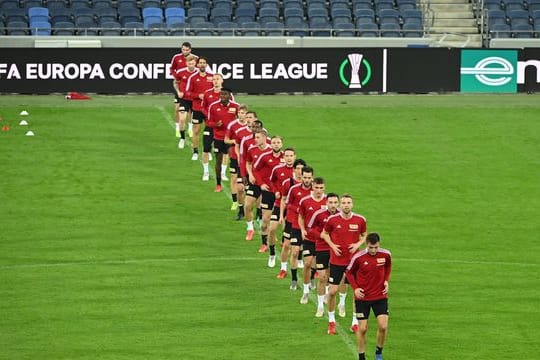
[460,50,518,93]
[339,53,372,89]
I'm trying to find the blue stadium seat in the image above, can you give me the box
[93,0,113,9]
[96,7,118,24]
[512,22,533,36]
[286,17,308,36]
[53,21,75,35]
[335,22,356,36]
[402,21,423,37]
[147,22,168,35]
[190,0,210,10]
[283,0,304,10]
[165,7,185,19]
[50,7,71,23]
[308,8,329,20]
[357,22,378,36]
[490,22,512,37]
[240,21,261,35]
[30,19,51,34]
[123,20,144,35]
[284,7,304,19]
[7,20,29,35]
[117,0,138,10]
[310,20,332,36]
[507,9,530,25]
[380,22,401,36]
[143,16,163,28]
[264,20,284,35]
[260,0,280,10]
[71,0,91,9]
[354,8,376,20]
[168,22,187,36]
[1,0,20,9]
[165,0,184,8]
[3,8,27,23]
[100,21,122,35]
[210,7,231,25]
[119,8,141,26]
[213,0,233,12]
[217,21,237,35]
[21,0,42,10]
[142,7,163,20]
[194,21,214,35]
[142,0,161,8]
[259,7,280,23]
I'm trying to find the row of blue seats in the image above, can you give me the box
[484,0,540,11]
[490,22,540,38]
[0,20,424,36]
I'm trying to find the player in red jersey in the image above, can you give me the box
[276,159,305,278]
[308,192,341,317]
[321,194,367,335]
[225,104,249,214]
[244,129,271,241]
[206,88,239,193]
[345,233,391,360]
[170,42,197,139]
[253,135,284,254]
[172,54,197,149]
[266,147,296,268]
[298,177,327,304]
[282,166,313,290]
[185,57,213,169]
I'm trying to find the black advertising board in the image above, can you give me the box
[0,48,385,94]
[519,48,540,93]
[1,47,538,94]
[386,48,461,93]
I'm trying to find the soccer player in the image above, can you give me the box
[276,159,305,278]
[225,104,249,213]
[282,166,314,290]
[171,54,197,149]
[202,73,234,181]
[170,42,197,139]
[206,88,239,193]
[244,129,271,241]
[267,147,296,267]
[321,194,367,335]
[185,57,213,175]
[298,177,327,304]
[345,233,391,360]
[307,192,340,317]
[253,135,284,253]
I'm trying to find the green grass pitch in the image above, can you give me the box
[1,94,539,359]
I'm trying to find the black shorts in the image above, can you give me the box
[302,240,316,257]
[261,190,275,211]
[328,264,347,285]
[316,250,330,270]
[230,158,239,175]
[191,110,205,124]
[203,128,214,152]
[175,98,192,112]
[213,139,228,154]
[246,183,261,199]
[355,298,389,320]
[290,227,302,246]
[282,221,292,241]
[270,206,280,221]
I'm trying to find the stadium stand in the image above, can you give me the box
[0,0,429,38]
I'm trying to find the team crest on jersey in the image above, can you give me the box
[363,261,369,265]
[349,224,359,230]
[337,224,342,229]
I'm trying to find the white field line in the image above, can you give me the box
[154,105,232,201]
[2,256,537,270]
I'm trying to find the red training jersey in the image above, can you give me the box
[345,248,392,301]
[185,71,213,111]
[226,119,246,160]
[173,67,198,94]
[269,164,294,207]
[308,209,339,252]
[324,212,367,266]
[206,100,240,141]
[253,150,284,188]
[285,183,312,229]
[298,194,327,243]
[246,143,271,183]
[170,52,197,76]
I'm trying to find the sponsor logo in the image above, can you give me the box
[349,224,359,229]
[363,261,369,265]
[339,53,372,89]
[377,258,386,264]
[460,50,517,93]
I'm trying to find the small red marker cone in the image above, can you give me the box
[1,125,10,132]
